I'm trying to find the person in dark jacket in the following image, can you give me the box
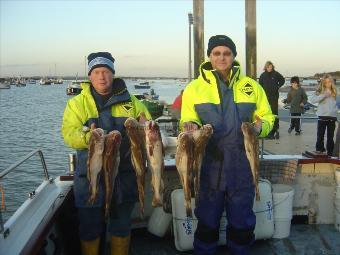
[259,61,285,139]
[283,76,308,135]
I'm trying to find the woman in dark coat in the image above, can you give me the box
[259,61,285,139]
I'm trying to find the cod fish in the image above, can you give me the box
[124,117,147,216]
[87,125,105,205]
[175,131,194,217]
[102,130,121,219]
[241,122,260,200]
[145,121,164,207]
[192,124,213,201]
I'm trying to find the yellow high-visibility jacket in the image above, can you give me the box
[181,61,274,137]
[62,79,151,149]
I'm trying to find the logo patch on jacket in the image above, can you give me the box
[241,83,254,97]
[122,103,133,113]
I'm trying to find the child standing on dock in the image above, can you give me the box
[310,74,338,156]
[283,76,308,135]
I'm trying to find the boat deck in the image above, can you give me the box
[130,224,340,255]
[129,111,340,255]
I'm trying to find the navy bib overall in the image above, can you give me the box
[193,73,256,255]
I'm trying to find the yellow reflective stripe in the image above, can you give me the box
[180,68,274,136]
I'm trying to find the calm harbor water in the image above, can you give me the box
[0,79,184,222]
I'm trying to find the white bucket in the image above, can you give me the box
[335,168,340,185]
[253,179,275,240]
[171,179,274,251]
[273,220,292,239]
[272,184,294,238]
[147,206,172,237]
[171,189,197,251]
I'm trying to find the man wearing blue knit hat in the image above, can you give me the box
[62,51,151,255]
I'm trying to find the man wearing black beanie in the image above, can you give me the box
[181,36,274,255]
[62,51,151,255]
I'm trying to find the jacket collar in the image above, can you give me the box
[80,78,131,107]
[198,60,242,87]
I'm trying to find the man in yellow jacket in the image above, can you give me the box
[181,35,274,255]
[62,52,151,255]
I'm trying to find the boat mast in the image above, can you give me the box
[245,0,257,80]
[193,0,204,79]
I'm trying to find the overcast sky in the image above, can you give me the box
[1,0,339,78]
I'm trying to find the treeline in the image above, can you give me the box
[313,71,340,79]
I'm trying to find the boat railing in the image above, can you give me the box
[0,149,50,233]
[0,149,49,181]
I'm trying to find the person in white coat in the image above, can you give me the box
[310,74,338,156]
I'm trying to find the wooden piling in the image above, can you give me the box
[245,0,257,80]
[193,0,204,79]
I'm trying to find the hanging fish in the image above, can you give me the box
[241,122,260,200]
[102,130,121,219]
[192,124,213,202]
[175,131,194,217]
[145,121,165,207]
[124,117,147,217]
[87,124,105,205]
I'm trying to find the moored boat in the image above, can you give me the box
[0,83,10,89]
[39,78,52,85]
[66,81,83,96]
[135,81,151,89]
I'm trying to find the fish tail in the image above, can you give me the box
[136,175,145,216]
[87,195,95,205]
[186,205,193,218]
[193,169,199,199]
[255,185,260,201]
[104,204,110,221]
[152,196,162,207]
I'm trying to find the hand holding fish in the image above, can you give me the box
[253,115,262,136]
[175,124,213,217]
[183,122,199,132]
[138,112,148,124]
